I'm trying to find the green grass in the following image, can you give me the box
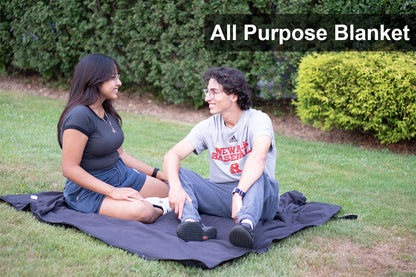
[1,90,415,276]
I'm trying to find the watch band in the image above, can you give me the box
[152,167,159,178]
[232,187,246,198]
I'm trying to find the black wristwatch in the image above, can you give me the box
[152,167,159,178]
[232,187,246,198]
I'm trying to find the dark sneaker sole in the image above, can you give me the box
[177,222,217,242]
[229,224,254,248]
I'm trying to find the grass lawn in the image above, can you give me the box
[0,90,415,276]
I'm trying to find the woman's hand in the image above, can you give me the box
[108,187,143,201]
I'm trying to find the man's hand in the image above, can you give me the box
[231,193,243,224]
[169,185,192,220]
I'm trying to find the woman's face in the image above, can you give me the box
[100,73,122,100]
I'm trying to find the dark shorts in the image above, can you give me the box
[63,159,147,213]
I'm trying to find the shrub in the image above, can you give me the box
[262,0,416,101]
[3,0,279,108]
[295,52,416,144]
[2,0,414,107]
[0,2,13,74]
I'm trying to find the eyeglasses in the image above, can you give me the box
[203,88,224,98]
[111,74,121,81]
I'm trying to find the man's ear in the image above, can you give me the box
[231,94,238,103]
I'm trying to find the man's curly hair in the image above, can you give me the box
[203,67,252,110]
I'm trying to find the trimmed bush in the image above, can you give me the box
[0,2,13,73]
[2,0,279,108]
[2,0,414,106]
[258,1,416,101]
[295,52,416,144]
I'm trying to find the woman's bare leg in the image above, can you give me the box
[99,197,163,223]
[139,176,169,198]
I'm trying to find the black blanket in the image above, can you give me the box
[0,190,341,268]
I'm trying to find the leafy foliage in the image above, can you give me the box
[295,52,416,144]
[0,2,13,73]
[262,0,416,100]
[1,0,415,107]
[2,0,278,108]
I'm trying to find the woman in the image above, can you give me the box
[57,53,170,223]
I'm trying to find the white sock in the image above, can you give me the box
[144,197,172,215]
[241,219,254,230]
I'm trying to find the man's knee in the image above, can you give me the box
[178,167,198,178]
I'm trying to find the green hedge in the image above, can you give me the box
[2,0,414,107]
[1,0,281,108]
[295,52,416,144]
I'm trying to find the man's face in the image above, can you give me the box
[205,78,235,115]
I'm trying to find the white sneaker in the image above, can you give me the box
[144,197,172,215]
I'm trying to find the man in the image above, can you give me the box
[163,67,279,248]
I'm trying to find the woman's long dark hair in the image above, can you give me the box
[57,53,122,148]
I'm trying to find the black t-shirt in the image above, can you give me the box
[61,105,124,172]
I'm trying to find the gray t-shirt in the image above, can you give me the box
[186,108,276,183]
[61,105,124,172]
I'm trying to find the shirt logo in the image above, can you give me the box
[229,135,238,143]
[211,140,251,162]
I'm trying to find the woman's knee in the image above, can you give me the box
[100,199,157,223]
[128,201,157,223]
